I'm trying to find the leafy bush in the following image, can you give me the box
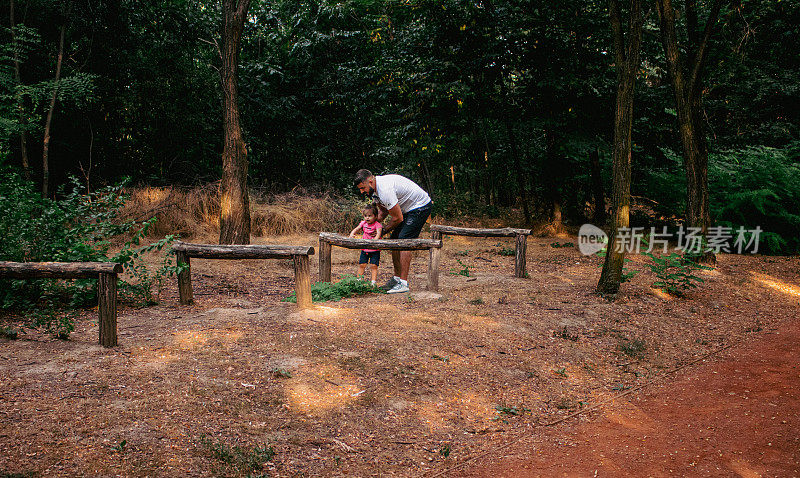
[641,251,710,296]
[644,144,800,254]
[283,275,384,303]
[0,163,179,337]
[709,145,800,254]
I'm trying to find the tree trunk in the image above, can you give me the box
[597,0,643,296]
[503,118,531,225]
[218,0,252,245]
[590,147,607,225]
[10,0,30,180]
[657,0,722,264]
[42,22,66,197]
[544,128,563,230]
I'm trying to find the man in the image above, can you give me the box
[354,169,432,293]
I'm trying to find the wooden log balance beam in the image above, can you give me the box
[317,232,444,291]
[429,224,532,278]
[171,241,315,308]
[0,261,123,347]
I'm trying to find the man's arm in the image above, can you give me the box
[375,202,390,222]
[381,204,404,235]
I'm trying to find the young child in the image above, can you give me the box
[349,203,383,285]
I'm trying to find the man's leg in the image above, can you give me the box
[398,250,412,281]
[391,250,402,278]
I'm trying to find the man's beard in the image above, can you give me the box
[366,186,375,196]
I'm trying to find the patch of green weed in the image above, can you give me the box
[283,275,384,303]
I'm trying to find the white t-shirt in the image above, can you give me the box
[373,174,431,213]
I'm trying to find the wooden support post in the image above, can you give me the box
[293,254,313,308]
[176,251,193,305]
[514,233,528,278]
[428,231,442,291]
[98,272,118,347]
[319,237,332,283]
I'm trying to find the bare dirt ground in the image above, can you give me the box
[464,310,800,477]
[1,231,799,477]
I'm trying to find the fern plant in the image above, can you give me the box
[641,251,710,296]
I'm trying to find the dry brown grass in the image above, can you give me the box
[120,184,365,239]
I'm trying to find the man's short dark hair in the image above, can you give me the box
[353,169,373,187]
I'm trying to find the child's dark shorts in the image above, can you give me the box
[359,250,380,265]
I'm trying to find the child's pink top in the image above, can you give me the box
[360,220,382,253]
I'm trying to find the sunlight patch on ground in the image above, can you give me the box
[285,364,362,415]
[173,330,211,349]
[649,288,674,301]
[415,399,452,433]
[727,458,764,478]
[604,406,656,433]
[751,272,800,299]
[455,391,507,423]
[172,328,244,351]
[288,305,349,323]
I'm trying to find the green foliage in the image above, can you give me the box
[496,247,515,256]
[282,275,384,303]
[270,368,292,378]
[493,405,530,418]
[450,259,472,277]
[439,444,451,458]
[0,165,180,337]
[200,435,274,474]
[0,326,19,339]
[111,440,128,454]
[618,338,647,359]
[709,145,800,254]
[641,251,709,296]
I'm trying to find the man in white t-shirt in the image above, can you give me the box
[354,169,432,293]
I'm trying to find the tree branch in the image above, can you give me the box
[688,0,724,94]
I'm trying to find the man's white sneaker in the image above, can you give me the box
[381,277,399,291]
[387,282,410,294]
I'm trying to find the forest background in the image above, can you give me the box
[1,0,799,255]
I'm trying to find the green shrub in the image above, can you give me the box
[709,145,800,254]
[645,144,800,254]
[283,274,384,303]
[0,163,180,337]
[641,251,709,296]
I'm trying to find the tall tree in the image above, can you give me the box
[9,0,30,180]
[656,0,724,263]
[597,0,644,295]
[218,0,252,244]
[41,18,66,197]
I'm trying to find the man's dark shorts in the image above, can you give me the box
[390,202,432,240]
[359,250,380,265]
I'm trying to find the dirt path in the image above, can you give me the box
[463,316,800,477]
[2,235,799,476]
